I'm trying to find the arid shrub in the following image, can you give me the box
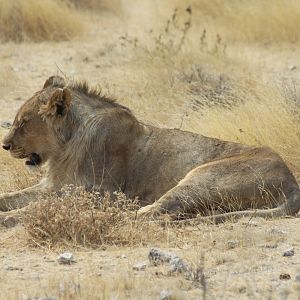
[23,186,167,248]
[0,0,82,42]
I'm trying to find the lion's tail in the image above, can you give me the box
[178,189,300,225]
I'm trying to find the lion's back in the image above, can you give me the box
[125,126,251,204]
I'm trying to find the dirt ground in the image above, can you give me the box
[1,3,300,299]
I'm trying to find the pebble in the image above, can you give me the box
[289,65,297,71]
[57,252,76,265]
[0,121,12,129]
[267,228,286,235]
[148,248,189,274]
[283,248,294,257]
[160,290,172,300]
[169,256,188,273]
[227,240,239,249]
[2,215,20,228]
[6,266,23,271]
[132,261,147,271]
[279,273,291,280]
[149,248,175,265]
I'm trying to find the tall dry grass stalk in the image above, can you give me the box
[117,7,300,180]
[0,0,82,42]
[175,0,300,43]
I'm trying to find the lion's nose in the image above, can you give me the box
[2,143,11,151]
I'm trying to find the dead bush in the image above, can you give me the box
[23,186,167,248]
[0,0,82,42]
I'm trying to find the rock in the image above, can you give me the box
[133,261,147,271]
[241,220,259,227]
[149,248,175,265]
[264,243,278,249]
[148,248,189,274]
[2,215,20,228]
[1,121,11,129]
[283,248,294,257]
[289,65,297,71]
[121,254,127,259]
[279,273,291,280]
[295,274,300,282]
[6,266,23,271]
[227,240,239,249]
[169,256,189,273]
[57,252,76,265]
[160,290,172,300]
[267,228,286,235]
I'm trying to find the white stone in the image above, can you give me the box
[57,252,76,264]
[133,261,147,271]
[283,248,294,257]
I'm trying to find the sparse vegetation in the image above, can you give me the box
[0,0,300,299]
[24,186,168,248]
[0,0,82,42]
[190,0,300,43]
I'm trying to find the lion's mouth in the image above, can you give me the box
[25,153,42,166]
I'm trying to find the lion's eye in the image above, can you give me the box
[19,122,25,128]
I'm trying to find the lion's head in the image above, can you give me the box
[2,76,72,167]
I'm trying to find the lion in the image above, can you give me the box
[1,75,300,226]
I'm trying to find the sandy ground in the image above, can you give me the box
[0,7,300,300]
[0,219,299,299]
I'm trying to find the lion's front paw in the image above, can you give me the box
[137,204,161,220]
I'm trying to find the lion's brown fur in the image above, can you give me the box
[1,76,300,223]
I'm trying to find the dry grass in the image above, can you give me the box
[189,0,300,43]
[23,186,169,248]
[117,6,300,178]
[1,1,300,299]
[0,0,82,42]
[184,80,300,179]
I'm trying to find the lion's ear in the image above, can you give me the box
[39,88,72,118]
[43,76,66,89]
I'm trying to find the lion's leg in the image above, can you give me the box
[138,152,300,219]
[137,176,211,219]
[0,181,47,211]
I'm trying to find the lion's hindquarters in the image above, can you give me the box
[149,150,300,218]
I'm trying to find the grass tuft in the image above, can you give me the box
[23,186,167,248]
[0,0,82,42]
[191,0,300,43]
